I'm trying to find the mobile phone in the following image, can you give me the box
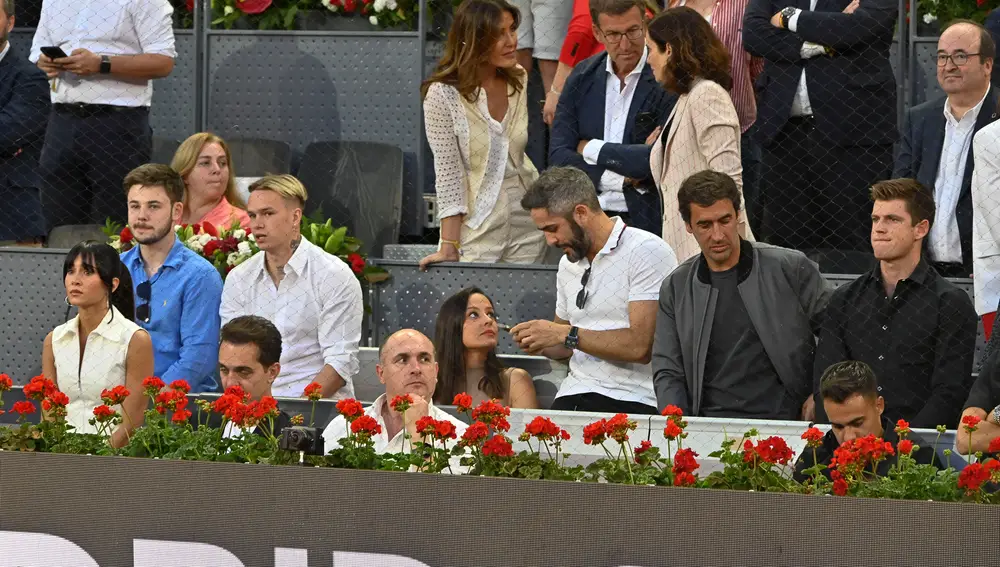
[41,46,68,60]
[635,111,657,136]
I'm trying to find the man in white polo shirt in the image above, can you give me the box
[512,166,678,413]
[30,0,175,230]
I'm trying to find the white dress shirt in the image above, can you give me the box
[972,120,1000,314]
[930,91,988,264]
[321,394,469,473]
[554,218,678,407]
[220,239,363,399]
[581,47,649,213]
[0,41,9,64]
[787,4,823,117]
[29,0,176,106]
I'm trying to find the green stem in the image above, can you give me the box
[622,441,635,484]
[543,438,554,461]
[309,400,317,428]
[931,429,942,469]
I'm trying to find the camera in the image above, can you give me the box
[278,426,325,455]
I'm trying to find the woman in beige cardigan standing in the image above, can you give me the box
[646,7,750,262]
[419,0,546,269]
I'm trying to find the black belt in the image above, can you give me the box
[54,103,149,117]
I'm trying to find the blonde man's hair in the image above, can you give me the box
[249,174,308,208]
[171,132,245,209]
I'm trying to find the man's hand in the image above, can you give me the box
[770,11,784,27]
[843,0,860,13]
[645,125,662,146]
[543,90,559,126]
[510,320,570,355]
[801,396,816,422]
[403,395,431,440]
[576,139,590,154]
[37,54,62,79]
[58,48,102,77]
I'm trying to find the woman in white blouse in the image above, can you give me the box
[418,0,547,269]
[42,242,153,448]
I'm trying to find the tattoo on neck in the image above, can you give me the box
[290,237,301,255]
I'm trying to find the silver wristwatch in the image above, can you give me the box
[992,404,1000,425]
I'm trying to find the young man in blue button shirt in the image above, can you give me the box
[120,163,223,392]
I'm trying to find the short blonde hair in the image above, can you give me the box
[171,132,244,208]
[249,174,308,208]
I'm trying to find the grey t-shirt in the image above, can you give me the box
[701,266,791,419]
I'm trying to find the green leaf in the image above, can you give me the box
[283,5,298,29]
[325,227,347,255]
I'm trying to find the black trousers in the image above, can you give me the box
[551,392,658,415]
[39,104,152,231]
[759,117,893,252]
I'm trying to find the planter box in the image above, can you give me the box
[0,450,996,566]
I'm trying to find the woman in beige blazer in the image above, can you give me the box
[645,7,749,261]
[419,0,546,269]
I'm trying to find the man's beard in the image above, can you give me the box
[562,221,590,263]
[134,222,173,245]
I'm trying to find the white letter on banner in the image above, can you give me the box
[333,552,433,567]
[0,531,99,567]
[275,547,308,567]
[134,539,244,567]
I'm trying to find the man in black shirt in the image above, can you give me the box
[809,179,978,429]
[794,361,940,482]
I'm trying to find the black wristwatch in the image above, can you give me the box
[100,55,112,74]
[564,326,580,350]
[780,6,797,28]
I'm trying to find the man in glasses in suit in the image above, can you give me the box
[120,163,224,393]
[512,166,678,413]
[652,170,830,420]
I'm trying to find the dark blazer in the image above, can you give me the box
[988,9,1000,89]
[549,52,677,235]
[0,44,51,239]
[893,86,1000,274]
[742,0,898,148]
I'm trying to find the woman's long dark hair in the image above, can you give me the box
[433,287,506,404]
[647,7,732,94]
[63,241,135,323]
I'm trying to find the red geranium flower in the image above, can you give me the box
[801,427,824,448]
[169,380,191,394]
[336,398,365,421]
[100,385,130,406]
[661,404,683,418]
[663,420,683,440]
[155,390,188,414]
[92,404,117,422]
[303,382,323,401]
[583,418,608,445]
[23,375,57,401]
[674,471,697,487]
[897,439,914,455]
[482,435,514,457]
[744,436,794,466]
[672,448,700,475]
[605,413,636,443]
[350,414,382,438]
[42,390,70,411]
[524,416,561,440]
[172,408,193,424]
[142,376,166,397]
[832,478,849,496]
[390,394,413,413]
[247,396,279,423]
[962,414,982,433]
[453,392,473,413]
[11,400,36,415]
[471,399,511,432]
[120,226,134,244]
[347,253,365,275]
[895,419,911,437]
[460,421,490,446]
[434,419,457,441]
[958,462,991,493]
[236,0,273,14]
[634,440,654,461]
[988,436,1000,454]
[0,373,12,392]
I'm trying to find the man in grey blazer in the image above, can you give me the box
[652,170,830,420]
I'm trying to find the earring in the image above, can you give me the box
[65,296,71,306]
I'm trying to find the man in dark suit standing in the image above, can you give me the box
[987,8,1000,89]
[894,20,996,278]
[549,0,676,236]
[0,0,50,243]
[743,0,896,254]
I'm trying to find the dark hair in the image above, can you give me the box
[647,7,732,93]
[869,178,936,229]
[62,241,135,323]
[820,361,879,403]
[421,0,524,102]
[433,287,506,404]
[942,19,997,62]
[677,170,742,223]
[590,0,646,25]
[521,166,601,216]
[220,316,283,368]
[123,163,185,204]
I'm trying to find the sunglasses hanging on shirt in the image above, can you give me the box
[136,281,152,323]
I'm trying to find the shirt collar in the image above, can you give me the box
[57,307,122,342]
[130,234,186,272]
[0,42,9,65]
[604,46,648,80]
[867,256,932,287]
[595,217,628,258]
[251,237,314,282]
[943,87,990,125]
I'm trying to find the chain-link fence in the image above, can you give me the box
[2,0,1000,469]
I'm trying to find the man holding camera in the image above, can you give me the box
[322,329,467,455]
[29,0,175,230]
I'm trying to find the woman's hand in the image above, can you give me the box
[645,125,663,146]
[543,90,560,126]
[418,245,460,271]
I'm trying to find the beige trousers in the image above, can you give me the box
[461,175,546,264]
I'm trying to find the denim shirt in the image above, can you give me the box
[121,236,223,392]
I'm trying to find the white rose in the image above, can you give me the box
[237,241,252,256]
[248,233,256,243]
[374,0,386,11]
[922,13,937,24]
[226,252,239,266]
[174,225,182,232]
[232,229,246,240]
[110,238,122,252]
[186,236,204,254]
[199,233,214,246]
[386,0,397,9]
[224,5,234,15]
[370,15,378,25]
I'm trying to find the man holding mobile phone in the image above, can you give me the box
[29,0,176,233]
[548,0,676,237]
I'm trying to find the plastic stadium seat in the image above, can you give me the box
[47,225,107,249]
[226,137,293,177]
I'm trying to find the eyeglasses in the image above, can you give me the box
[601,26,644,44]
[937,52,981,67]
[576,267,592,309]
[136,281,151,323]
